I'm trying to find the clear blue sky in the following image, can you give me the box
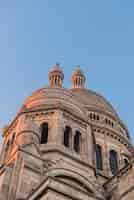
[0,0,134,143]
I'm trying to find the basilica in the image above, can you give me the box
[0,64,134,200]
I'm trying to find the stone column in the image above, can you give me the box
[49,110,64,145]
[103,132,109,176]
[8,154,23,200]
[86,125,94,166]
[81,133,87,161]
[0,140,6,165]
[71,128,75,151]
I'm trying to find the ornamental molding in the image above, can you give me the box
[87,110,129,139]
[93,125,134,154]
[63,112,87,128]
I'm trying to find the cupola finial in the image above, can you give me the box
[49,63,64,88]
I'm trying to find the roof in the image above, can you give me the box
[71,88,118,117]
[19,87,118,118]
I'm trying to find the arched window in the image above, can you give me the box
[93,114,96,120]
[96,144,103,171]
[124,158,129,167]
[107,195,112,200]
[109,150,118,175]
[97,115,100,121]
[40,123,48,144]
[74,131,81,153]
[64,126,71,148]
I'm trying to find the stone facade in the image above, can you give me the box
[0,64,133,200]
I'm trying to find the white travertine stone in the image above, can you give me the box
[0,66,133,200]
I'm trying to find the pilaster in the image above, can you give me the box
[86,125,94,166]
[8,153,23,200]
[50,110,64,145]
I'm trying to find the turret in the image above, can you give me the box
[72,66,86,89]
[49,63,64,88]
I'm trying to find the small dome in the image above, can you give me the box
[49,63,64,75]
[72,66,86,89]
[72,66,85,77]
[49,64,64,87]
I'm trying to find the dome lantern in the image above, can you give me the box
[49,63,64,88]
[72,66,86,89]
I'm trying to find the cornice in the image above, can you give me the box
[92,125,134,154]
[2,105,89,137]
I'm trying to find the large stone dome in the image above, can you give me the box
[71,88,118,117]
[20,86,118,119]
[1,65,133,200]
[19,65,118,119]
[18,84,131,142]
[17,65,131,143]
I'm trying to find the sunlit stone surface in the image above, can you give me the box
[0,64,133,200]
